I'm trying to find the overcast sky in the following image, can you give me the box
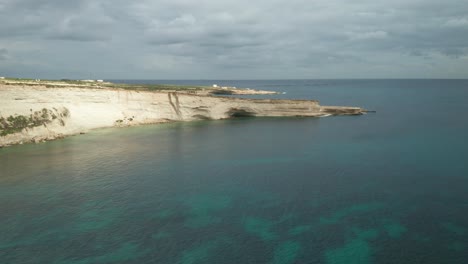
[1,0,468,79]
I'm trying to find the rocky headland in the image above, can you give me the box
[0,79,365,147]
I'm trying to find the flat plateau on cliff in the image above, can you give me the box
[0,79,365,147]
[0,78,277,96]
[1,77,208,90]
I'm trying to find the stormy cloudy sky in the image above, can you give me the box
[0,0,467,79]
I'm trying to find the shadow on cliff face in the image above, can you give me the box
[227,108,256,118]
[192,114,212,120]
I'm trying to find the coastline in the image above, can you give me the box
[0,80,365,147]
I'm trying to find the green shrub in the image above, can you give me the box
[0,108,69,136]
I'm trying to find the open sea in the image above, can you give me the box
[1,79,468,264]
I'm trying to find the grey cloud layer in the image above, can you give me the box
[0,0,467,78]
[0,48,7,60]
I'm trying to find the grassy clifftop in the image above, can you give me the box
[0,78,279,95]
[0,78,211,92]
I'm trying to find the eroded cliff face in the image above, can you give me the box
[0,85,364,147]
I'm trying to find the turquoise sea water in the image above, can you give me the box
[1,79,468,263]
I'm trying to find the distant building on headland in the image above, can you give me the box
[81,79,104,83]
[213,84,237,90]
[0,77,5,80]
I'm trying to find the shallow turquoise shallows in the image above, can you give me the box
[1,80,468,264]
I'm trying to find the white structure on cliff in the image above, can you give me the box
[81,79,104,83]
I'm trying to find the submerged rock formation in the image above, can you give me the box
[0,84,365,147]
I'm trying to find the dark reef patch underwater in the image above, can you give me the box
[1,79,468,263]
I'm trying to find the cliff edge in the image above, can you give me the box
[0,83,365,147]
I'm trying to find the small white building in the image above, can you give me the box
[212,84,218,88]
[97,80,104,83]
[0,77,5,79]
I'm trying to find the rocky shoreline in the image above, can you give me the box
[0,81,365,147]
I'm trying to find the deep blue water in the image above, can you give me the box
[1,80,468,263]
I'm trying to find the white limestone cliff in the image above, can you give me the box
[0,84,364,147]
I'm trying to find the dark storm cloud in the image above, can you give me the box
[0,0,467,78]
